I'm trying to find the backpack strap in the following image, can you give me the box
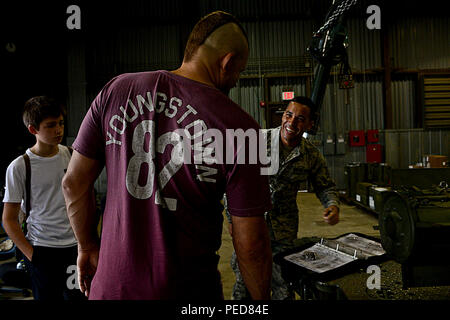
[22,147,71,230]
[22,153,31,234]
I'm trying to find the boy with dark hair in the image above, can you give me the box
[2,96,84,300]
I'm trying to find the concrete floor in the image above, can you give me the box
[2,192,449,300]
[218,192,450,300]
[218,191,380,299]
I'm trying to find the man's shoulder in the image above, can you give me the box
[108,71,158,86]
[300,137,321,155]
[230,106,262,130]
[100,71,165,94]
[209,99,262,131]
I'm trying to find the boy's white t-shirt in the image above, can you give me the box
[3,145,77,248]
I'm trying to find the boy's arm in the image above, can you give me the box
[231,215,272,300]
[2,203,33,260]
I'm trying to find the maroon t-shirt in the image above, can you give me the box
[73,70,271,299]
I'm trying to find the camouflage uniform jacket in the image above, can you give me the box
[265,127,339,244]
[225,127,339,245]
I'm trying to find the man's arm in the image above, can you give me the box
[62,150,103,296]
[2,203,33,261]
[62,150,102,249]
[309,152,340,225]
[231,215,272,300]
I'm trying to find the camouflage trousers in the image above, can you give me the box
[230,242,295,300]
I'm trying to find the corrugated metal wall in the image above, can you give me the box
[66,1,449,192]
[244,20,314,62]
[392,75,416,129]
[198,0,321,19]
[86,24,181,94]
[384,129,450,169]
[316,127,450,189]
[227,14,449,189]
[390,17,450,69]
[269,77,308,103]
[320,72,384,132]
[229,78,265,126]
[346,18,383,70]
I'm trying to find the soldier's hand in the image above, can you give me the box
[323,205,339,225]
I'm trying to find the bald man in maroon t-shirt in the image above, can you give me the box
[63,11,272,300]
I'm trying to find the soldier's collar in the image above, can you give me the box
[275,128,304,162]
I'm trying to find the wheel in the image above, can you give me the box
[379,193,416,263]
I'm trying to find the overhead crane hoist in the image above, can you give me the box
[307,0,357,136]
[274,1,391,301]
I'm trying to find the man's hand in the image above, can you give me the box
[323,205,339,225]
[77,244,99,298]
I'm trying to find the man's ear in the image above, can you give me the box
[28,124,38,135]
[219,52,235,73]
[304,117,314,131]
[307,112,318,130]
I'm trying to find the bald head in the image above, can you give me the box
[183,11,248,63]
[202,22,249,61]
[176,11,249,95]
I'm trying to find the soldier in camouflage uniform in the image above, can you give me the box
[226,96,340,300]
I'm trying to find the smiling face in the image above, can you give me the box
[280,102,313,147]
